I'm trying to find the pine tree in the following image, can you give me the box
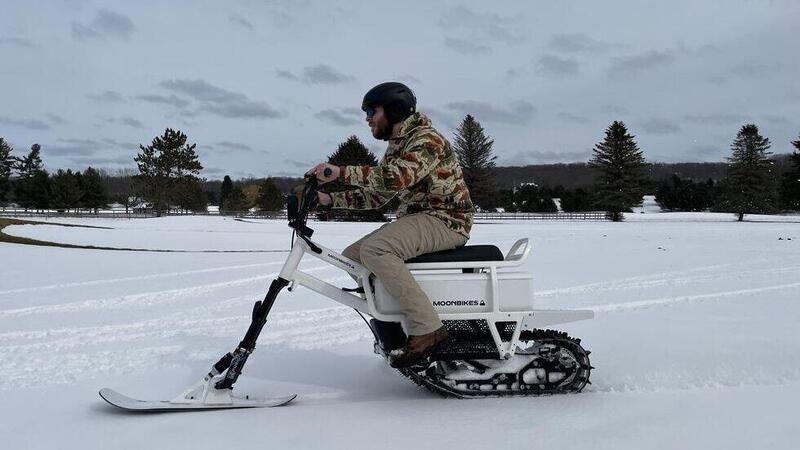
[325,135,386,221]
[14,144,46,210]
[222,185,250,212]
[28,169,51,211]
[81,167,109,212]
[327,136,378,166]
[256,178,284,211]
[780,134,800,211]
[220,175,234,209]
[513,184,557,212]
[453,115,497,210]
[714,124,777,220]
[50,169,83,212]
[0,138,13,204]
[134,128,203,214]
[589,121,648,221]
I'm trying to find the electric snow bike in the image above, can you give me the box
[100,175,593,411]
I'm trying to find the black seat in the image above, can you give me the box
[406,245,504,264]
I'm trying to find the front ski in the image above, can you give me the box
[99,388,296,412]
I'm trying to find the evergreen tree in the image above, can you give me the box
[134,128,203,214]
[588,121,648,221]
[14,144,46,210]
[327,136,378,166]
[0,138,13,204]
[324,135,386,221]
[220,175,233,208]
[560,188,596,212]
[513,184,558,212]
[28,169,51,210]
[256,178,284,211]
[81,167,109,212]
[50,169,83,211]
[453,115,497,210]
[714,124,777,220]
[655,175,715,211]
[222,185,250,212]
[780,134,800,210]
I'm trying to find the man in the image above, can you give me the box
[307,82,474,368]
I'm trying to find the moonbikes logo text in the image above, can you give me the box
[432,299,487,307]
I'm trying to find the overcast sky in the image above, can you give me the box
[1,0,799,179]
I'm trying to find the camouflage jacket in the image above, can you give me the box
[330,112,474,237]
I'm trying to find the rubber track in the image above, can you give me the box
[398,329,592,398]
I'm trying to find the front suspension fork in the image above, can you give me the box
[212,277,289,390]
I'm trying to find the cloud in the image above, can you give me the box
[100,138,138,150]
[638,118,680,134]
[730,62,784,79]
[0,116,51,130]
[215,141,255,152]
[160,79,283,119]
[229,14,254,30]
[682,113,750,126]
[276,69,299,81]
[0,37,36,48]
[315,108,361,127]
[438,6,521,45]
[136,94,190,108]
[72,9,135,41]
[603,104,629,114]
[277,65,356,85]
[536,55,580,78]
[549,33,622,53]
[284,159,312,169]
[87,90,125,103]
[688,144,720,157]
[202,167,227,176]
[119,117,144,128]
[45,113,68,125]
[444,37,491,55]
[68,155,135,166]
[47,138,106,156]
[763,115,790,125]
[502,150,591,165]
[396,74,422,85]
[445,100,537,126]
[608,50,675,77]
[556,112,592,124]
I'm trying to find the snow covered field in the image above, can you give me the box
[1,215,799,449]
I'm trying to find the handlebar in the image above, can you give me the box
[287,166,335,237]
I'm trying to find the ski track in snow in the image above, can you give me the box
[0,264,336,317]
[0,260,288,297]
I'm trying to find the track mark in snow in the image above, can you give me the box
[590,281,800,313]
[0,264,336,317]
[0,305,372,389]
[536,260,800,298]
[0,261,287,297]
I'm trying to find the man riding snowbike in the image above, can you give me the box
[307,81,475,368]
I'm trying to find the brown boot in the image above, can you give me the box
[389,326,449,369]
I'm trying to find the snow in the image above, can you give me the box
[1,214,799,449]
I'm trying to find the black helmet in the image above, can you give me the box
[362,82,417,125]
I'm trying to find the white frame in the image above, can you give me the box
[279,236,593,359]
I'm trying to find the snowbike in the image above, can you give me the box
[100,174,593,411]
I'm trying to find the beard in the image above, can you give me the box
[372,120,392,141]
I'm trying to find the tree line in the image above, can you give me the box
[3,118,799,222]
[0,139,108,212]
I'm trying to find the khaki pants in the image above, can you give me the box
[343,213,468,336]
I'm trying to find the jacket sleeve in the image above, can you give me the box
[341,134,444,192]
[330,187,395,210]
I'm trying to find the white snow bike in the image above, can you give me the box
[100,175,593,411]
